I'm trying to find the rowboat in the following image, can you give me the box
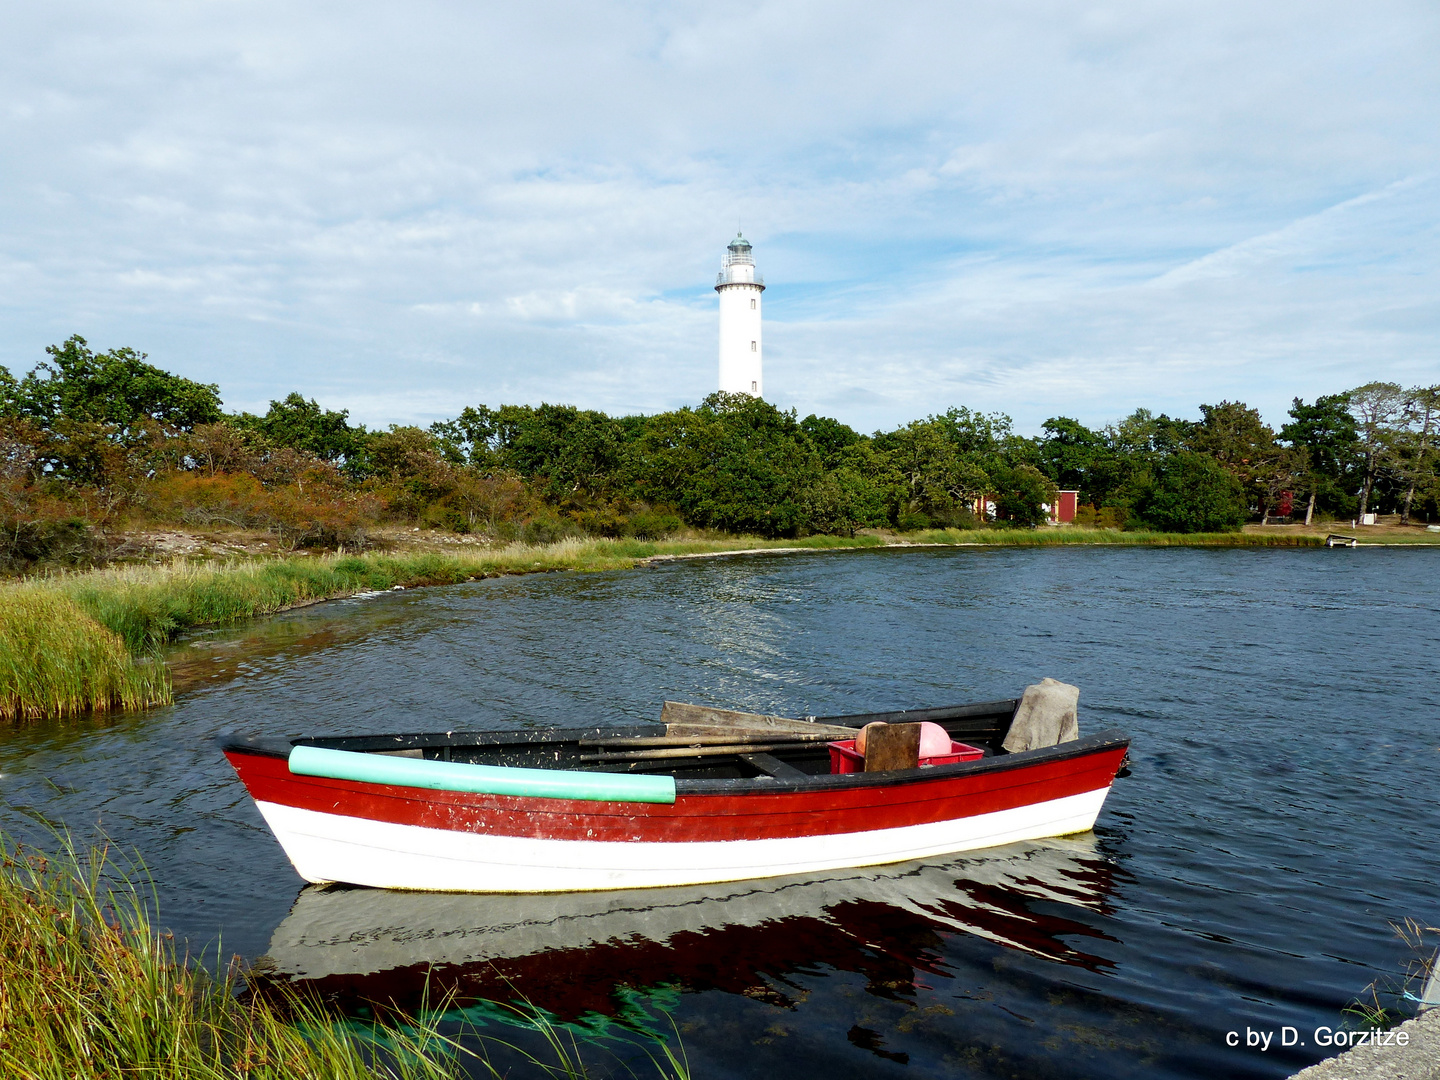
[222,683,1129,893]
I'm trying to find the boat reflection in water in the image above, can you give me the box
[257,836,1123,1024]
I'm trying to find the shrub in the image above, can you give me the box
[567,505,629,538]
[1129,452,1247,532]
[1096,505,1129,529]
[626,506,683,539]
[0,517,104,572]
[140,471,380,549]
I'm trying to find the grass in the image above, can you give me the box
[1346,917,1440,1029]
[0,833,689,1080]
[0,526,1345,721]
[905,527,1326,547]
[0,585,172,721]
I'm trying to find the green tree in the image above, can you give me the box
[18,336,221,430]
[1085,409,1196,519]
[1398,385,1440,525]
[1280,394,1361,521]
[872,417,989,528]
[661,393,823,537]
[799,414,864,469]
[231,393,367,468]
[1187,401,1289,518]
[429,405,499,469]
[486,403,626,501]
[1345,382,1406,517]
[1039,417,1109,503]
[1129,451,1247,533]
[990,463,1056,526]
[0,367,21,418]
[616,394,829,536]
[1109,408,1194,459]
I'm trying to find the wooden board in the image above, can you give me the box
[737,752,810,780]
[863,723,922,772]
[661,701,858,738]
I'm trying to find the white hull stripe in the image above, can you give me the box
[255,787,1112,893]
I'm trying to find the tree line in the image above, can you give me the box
[1,335,1435,568]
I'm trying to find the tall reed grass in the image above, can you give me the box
[0,528,1323,721]
[0,586,171,720]
[0,833,689,1080]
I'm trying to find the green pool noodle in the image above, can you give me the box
[288,744,676,805]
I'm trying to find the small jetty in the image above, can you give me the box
[1325,534,1360,548]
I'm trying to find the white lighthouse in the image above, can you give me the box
[716,233,764,396]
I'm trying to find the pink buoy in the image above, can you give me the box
[918,722,951,759]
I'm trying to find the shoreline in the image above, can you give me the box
[2,525,1432,722]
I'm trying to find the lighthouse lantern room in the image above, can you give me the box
[716,233,764,397]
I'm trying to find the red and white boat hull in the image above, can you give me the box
[253,787,1111,892]
[226,737,1128,893]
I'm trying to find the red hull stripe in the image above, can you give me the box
[226,747,1125,844]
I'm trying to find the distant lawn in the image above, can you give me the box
[903,527,1324,547]
[1240,522,1440,545]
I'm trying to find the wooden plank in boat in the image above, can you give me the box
[863,723,921,772]
[738,752,810,779]
[661,701,858,737]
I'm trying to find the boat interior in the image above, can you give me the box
[290,698,1024,781]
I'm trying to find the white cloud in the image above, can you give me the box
[0,1,1436,432]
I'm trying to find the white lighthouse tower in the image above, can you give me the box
[716,233,764,396]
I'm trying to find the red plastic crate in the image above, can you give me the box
[827,739,985,774]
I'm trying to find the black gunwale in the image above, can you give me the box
[219,693,1129,799]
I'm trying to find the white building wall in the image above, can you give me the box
[718,284,763,396]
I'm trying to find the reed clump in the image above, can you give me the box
[0,837,449,1080]
[0,834,689,1080]
[0,585,171,720]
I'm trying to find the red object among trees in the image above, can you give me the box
[1052,490,1079,524]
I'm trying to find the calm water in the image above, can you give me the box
[2,546,1438,1078]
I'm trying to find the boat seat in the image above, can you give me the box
[738,752,809,780]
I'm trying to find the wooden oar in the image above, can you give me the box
[579,743,800,763]
[580,732,839,749]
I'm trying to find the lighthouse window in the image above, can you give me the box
[750,341,757,351]
[751,381,757,392]
[750,298,756,309]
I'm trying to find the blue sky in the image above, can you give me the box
[1,1,1436,435]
